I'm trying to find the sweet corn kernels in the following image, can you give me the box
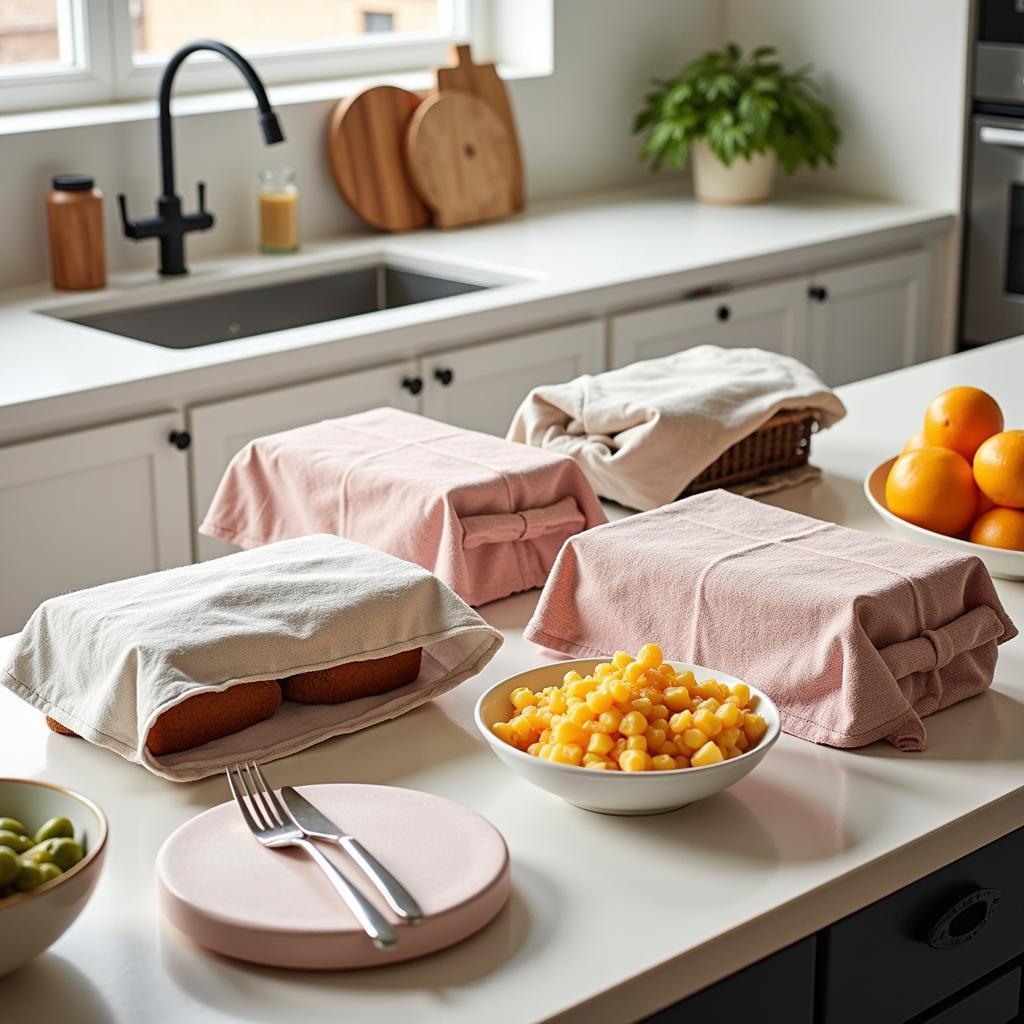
[620,710,648,736]
[619,749,652,772]
[663,686,692,712]
[669,710,693,734]
[490,646,768,773]
[693,708,722,737]
[716,701,740,728]
[691,740,725,767]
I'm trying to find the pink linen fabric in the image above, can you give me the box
[525,491,1017,750]
[201,407,607,607]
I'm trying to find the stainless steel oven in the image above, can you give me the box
[962,0,1024,344]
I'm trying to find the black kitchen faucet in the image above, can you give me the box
[118,39,285,276]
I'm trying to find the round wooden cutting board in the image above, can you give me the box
[405,90,517,229]
[327,86,431,232]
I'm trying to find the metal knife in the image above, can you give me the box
[280,786,424,924]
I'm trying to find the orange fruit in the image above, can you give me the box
[973,430,1024,509]
[885,447,979,537]
[969,507,1024,551]
[901,430,929,454]
[923,387,1004,460]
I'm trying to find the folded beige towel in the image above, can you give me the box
[1,535,503,781]
[508,346,847,511]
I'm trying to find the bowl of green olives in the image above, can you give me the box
[0,778,108,976]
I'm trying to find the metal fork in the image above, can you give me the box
[225,761,397,949]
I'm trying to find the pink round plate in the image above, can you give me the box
[157,783,510,969]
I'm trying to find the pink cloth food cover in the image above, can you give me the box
[525,491,1017,751]
[201,407,607,607]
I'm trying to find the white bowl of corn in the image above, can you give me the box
[475,645,781,815]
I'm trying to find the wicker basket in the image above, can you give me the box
[682,409,820,496]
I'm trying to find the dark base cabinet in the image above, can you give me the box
[640,825,1024,1024]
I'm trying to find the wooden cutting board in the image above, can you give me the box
[405,91,517,229]
[436,44,524,210]
[327,86,431,232]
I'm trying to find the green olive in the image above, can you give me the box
[0,830,33,854]
[0,818,27,835]
[22,837,84,870]
[0,846,18,886]
[33,816,74,844]
[37,862,62,883]
[14,862,44,892]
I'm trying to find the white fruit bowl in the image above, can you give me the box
[0,778,108,977]
[475,659,781,816]
[865,457,1024,582]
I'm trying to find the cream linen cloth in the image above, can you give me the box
[507,346,847,511]
[1,535,503,781]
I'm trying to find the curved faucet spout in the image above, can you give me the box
[158,39,284,198]
[120,38,285,276]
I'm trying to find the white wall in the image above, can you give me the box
[723,0,971,208]
[0,0,722,289]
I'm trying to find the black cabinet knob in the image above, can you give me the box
[168,430,191,450]
[716,304,731,321]
[926,887,1001,949]
[808,285,829,303]
[434,367,455,387]
[401,375,424,395]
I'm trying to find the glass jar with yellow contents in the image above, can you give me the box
[259,167,299,254]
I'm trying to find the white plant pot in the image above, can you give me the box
[691,139,776,205]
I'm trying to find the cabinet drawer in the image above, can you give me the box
[640,938,814,1023]
[823,826,1024,1024]
[922,968,1020,1024]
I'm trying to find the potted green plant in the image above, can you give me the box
[632,43,840,204]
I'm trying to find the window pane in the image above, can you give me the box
[0,0,74,70]
[130,0,449,58]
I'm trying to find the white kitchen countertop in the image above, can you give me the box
[0,181,952,438]
[0,337,1021,1023]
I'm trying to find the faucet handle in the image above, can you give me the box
[117,193,138,238]
[196,180,207,214]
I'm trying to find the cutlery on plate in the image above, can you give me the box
[281,785,424,924]
[225,761,397,950]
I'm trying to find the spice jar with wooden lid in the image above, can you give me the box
[46,174,106,290]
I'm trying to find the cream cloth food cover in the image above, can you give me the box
[508,345,847,511]
[2,535,503,781]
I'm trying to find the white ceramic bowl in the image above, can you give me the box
[0,779,108,977]
[475,659,781,815]
[865,457,1024,582]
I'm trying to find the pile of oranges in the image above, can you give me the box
[885,386,1024,551]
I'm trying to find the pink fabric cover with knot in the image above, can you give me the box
[200,407,607,607]
[524,491,1017,750]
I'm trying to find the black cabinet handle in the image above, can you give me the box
[168,430,191,450]
[434,367,455,387]
[808,285,829,303]
[716,304,731,321]
[927,888,1001,949]
[401,375,424,396]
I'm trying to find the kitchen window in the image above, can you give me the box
[0,0,468,112]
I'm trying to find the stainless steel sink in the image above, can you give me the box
[60,263,492,349]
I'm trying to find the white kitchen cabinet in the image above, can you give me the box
[0,412,192,634]
[190,360,419,560]
[421,321,605,435]
[610,279,810,369]
[808,250,932,386]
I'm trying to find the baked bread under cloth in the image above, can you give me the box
[2,534,503,780]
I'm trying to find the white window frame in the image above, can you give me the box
[0,0,474,113]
